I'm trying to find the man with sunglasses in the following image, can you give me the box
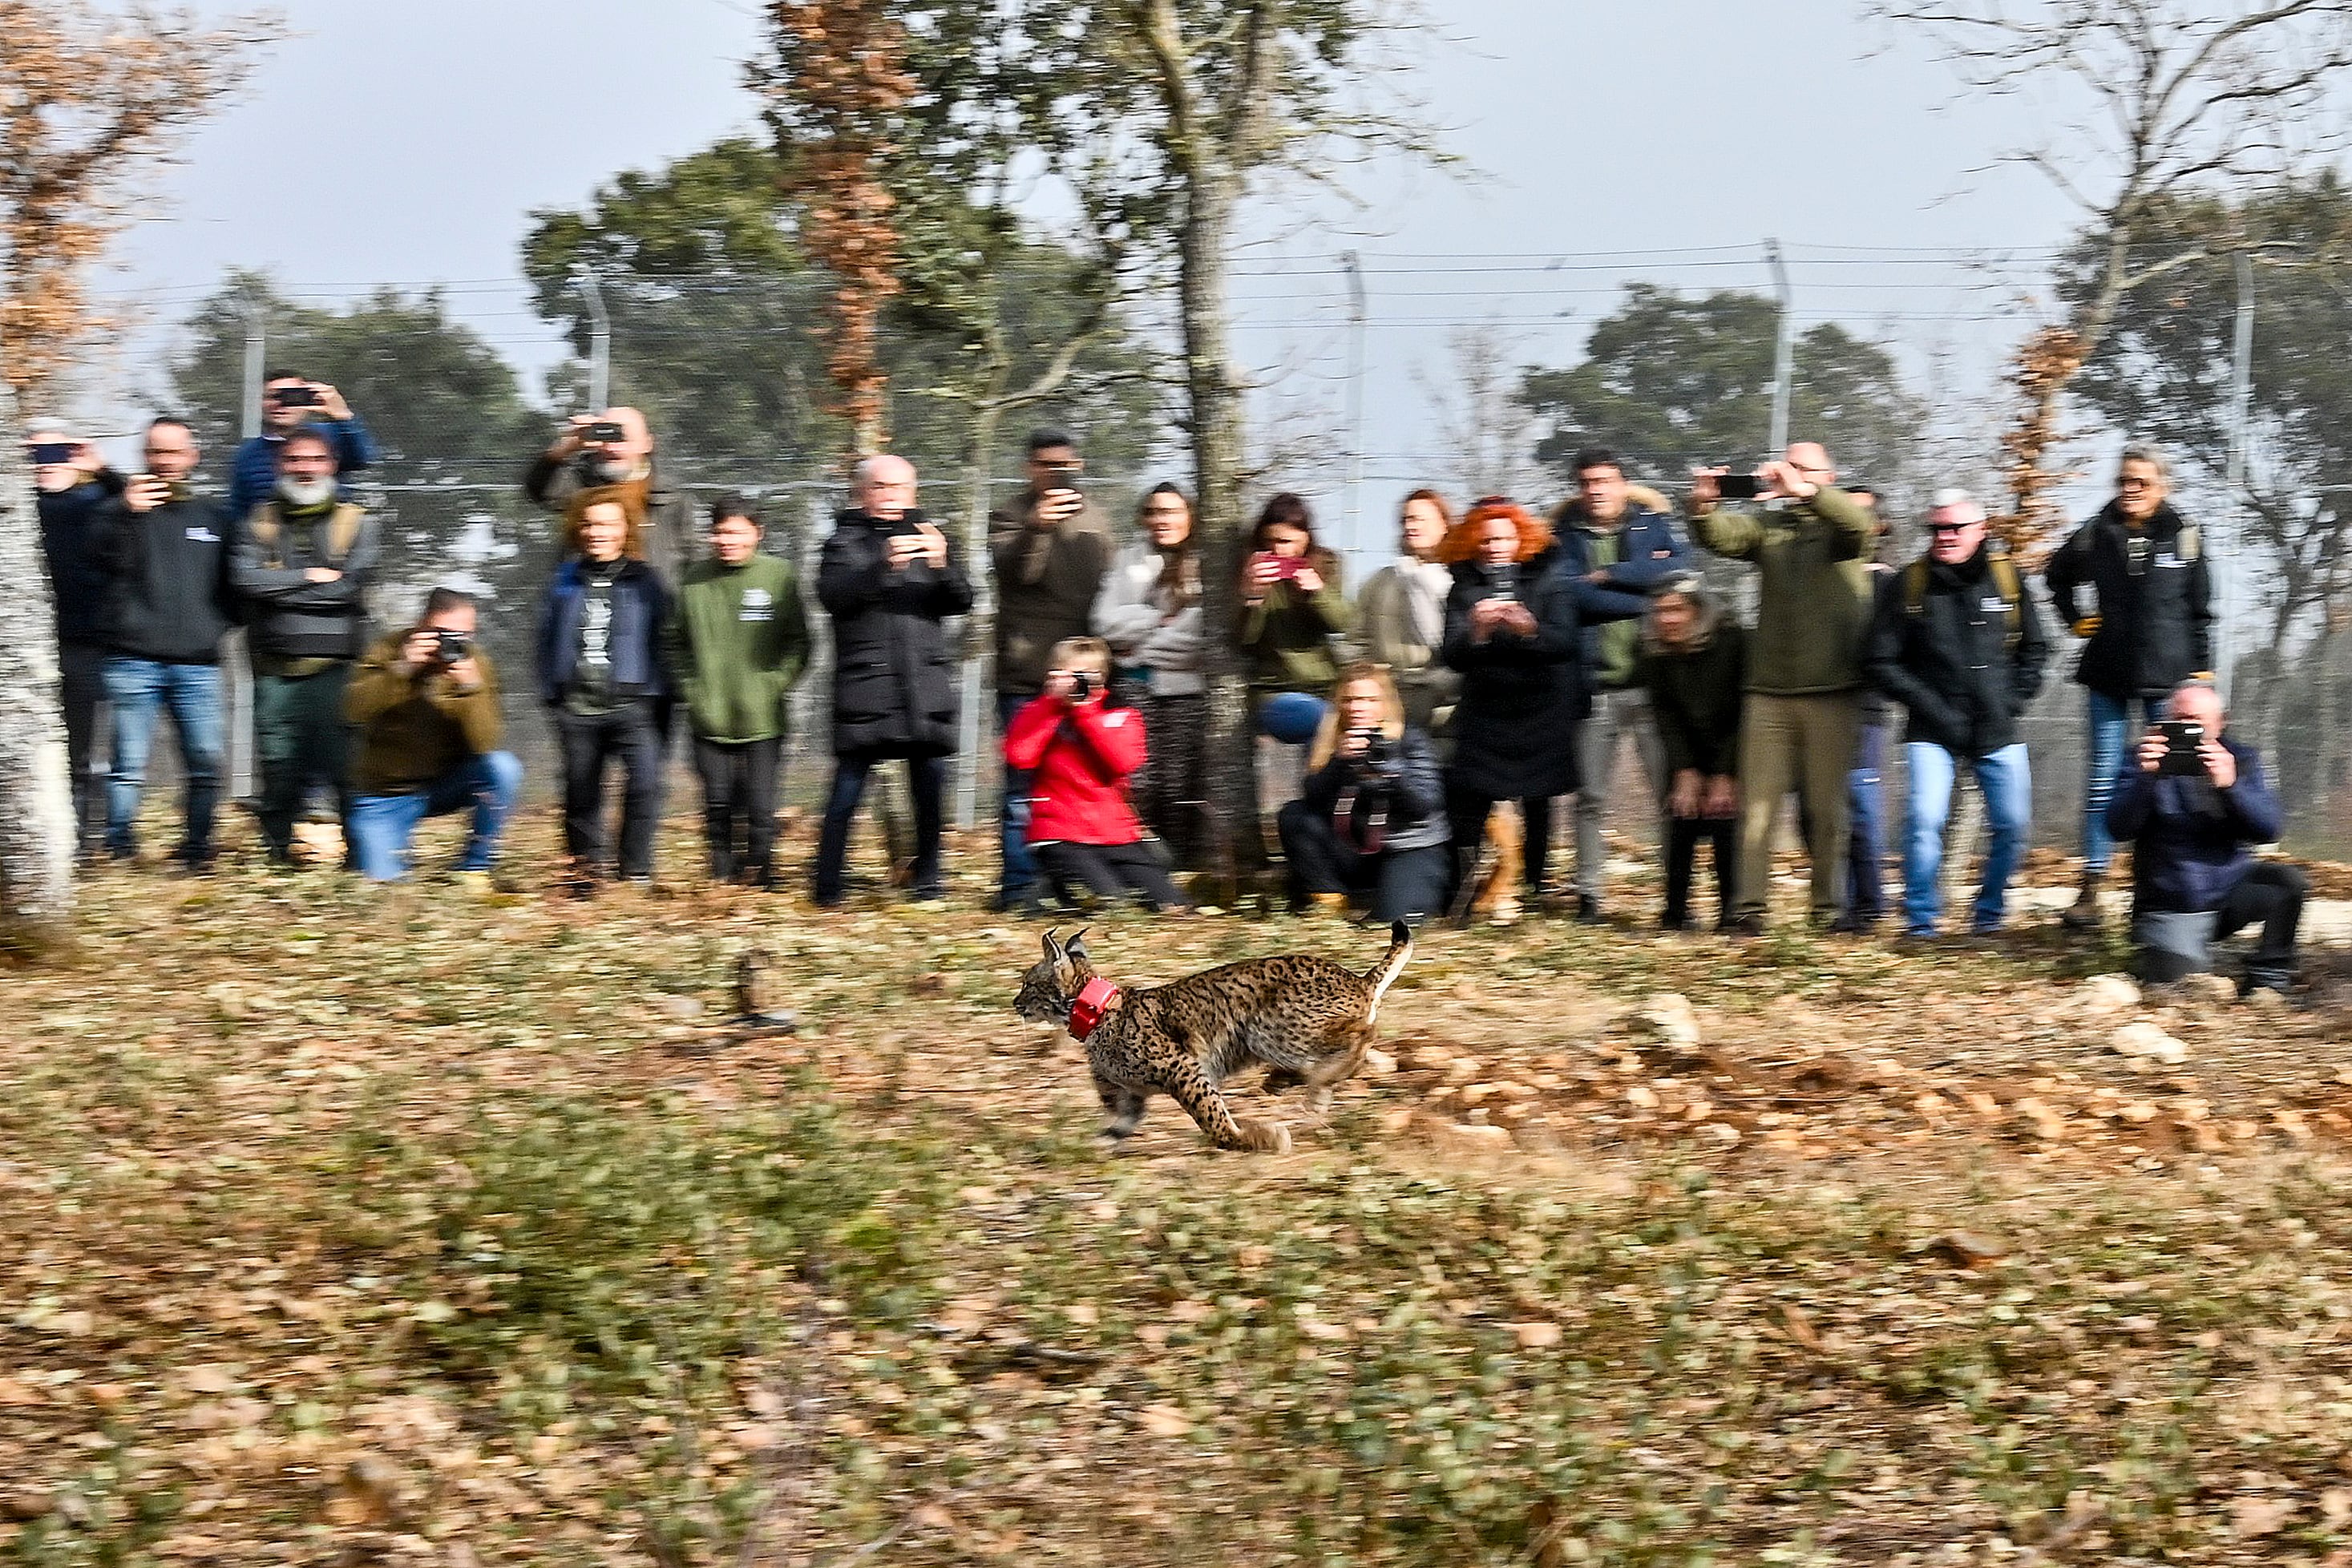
[2043,443,2214,930]
[1865,490,2049,937]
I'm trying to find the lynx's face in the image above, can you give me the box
[1012,928,1093,1024]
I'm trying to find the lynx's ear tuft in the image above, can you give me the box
[1041,927,1063,960]
[1066,927,1092,963]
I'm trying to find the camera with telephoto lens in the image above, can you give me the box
[433,631,473,667]
[1350,726,1392,767]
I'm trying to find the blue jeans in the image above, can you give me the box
[997,692,1038,903]
[102,657,225,861]
[1902,742,2031,934]
[1846,721,1889,923]
[2084,692,2160,872]
[347,752,523,881]
[1257,691,1329,746]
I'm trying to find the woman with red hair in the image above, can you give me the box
[1440,497,1583,910]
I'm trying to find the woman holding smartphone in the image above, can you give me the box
[1239,492,1352,753]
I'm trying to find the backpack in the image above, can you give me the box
[1903,551,2025,652]
[247,502,365,567]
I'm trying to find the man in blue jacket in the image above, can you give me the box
[2106,681,2303,996]
[225,371,378,523]
[1554,447,1688,920]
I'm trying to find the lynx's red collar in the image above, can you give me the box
[1067,976,1123,1041]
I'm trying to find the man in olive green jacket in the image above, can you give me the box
[665,498,813,887]
[1688,442,1876,930]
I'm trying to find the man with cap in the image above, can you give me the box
[1864,489,2050,936]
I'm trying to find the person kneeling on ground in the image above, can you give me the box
[1003,636,1192,913]
[1636,572,1746,932]
[2106,680,2304,997]
[345,588,522,885]
[1277,662,1453,925]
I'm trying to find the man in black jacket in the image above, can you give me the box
[811,455,974,907]
[2043,442,2214,928]
[232,428,382,867]
[32,424,123,859]
[1865,490,2050,937]
[99,418,235,871]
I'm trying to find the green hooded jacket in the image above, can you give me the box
[665,552,813,743]
[1688,486,1876,697]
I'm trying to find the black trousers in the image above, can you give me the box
[59,641,107,857]
[1445,786,1557,896]
[555,701,662,879]
[1033,839,1190,911]
[693,734,782,884]
[1276,799,1453,924]
[1663,815,1737,929]
[1138,693,1210,868]
[2140,861,2309,986]
[814,751,945,905]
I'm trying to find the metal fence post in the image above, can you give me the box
[1766,239,1793,458]
[576,268,611,412]
[2220,249,2254,701]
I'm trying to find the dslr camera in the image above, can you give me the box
[1349,726,1393,766]
[1068,668,1096,702]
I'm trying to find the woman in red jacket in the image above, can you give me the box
[1004,636,1192,913]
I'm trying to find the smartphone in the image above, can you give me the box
[2156,719,2207,777]
[1267,555,1306,582]
[28,442,74,466]
[1715,473,1764,501]
[585,420,627,443]
[1487,563,1520,601]
[274,385,319,409]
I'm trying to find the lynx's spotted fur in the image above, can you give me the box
[1012,922,1413,1154]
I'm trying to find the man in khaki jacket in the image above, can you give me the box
[987,427,1112,911]
[1687,443,1877,932]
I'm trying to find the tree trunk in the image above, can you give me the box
[1179,166,1260,891]
[0,353,75,954]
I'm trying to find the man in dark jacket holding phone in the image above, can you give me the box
[1865,490,2050,937]
[33,425,123,859]
[1554,447,1688,920]
[812,455,974,906]
[99,417,235,871]
[2044,442,2214,929]
[2106,681,2301,997]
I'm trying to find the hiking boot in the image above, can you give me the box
[2060,868,2105,930]
[1574,894,1604,924]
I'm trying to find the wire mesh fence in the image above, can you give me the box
[54,246,2352,860]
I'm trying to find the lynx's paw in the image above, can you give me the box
[1241,1117,1293,1154]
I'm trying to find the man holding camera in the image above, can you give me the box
[232,428,382,867]
[1687,442,1877,931]
[987,427,1112,912]
[525,407,692,583]
[99,418,235,871]
[228,371,379,523]
[1865,490,2049,937]
[32,425,123,859]
[2106,681,2302,998]
[342,588,522,885]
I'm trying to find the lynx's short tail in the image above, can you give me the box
[1361,919,1414,1022]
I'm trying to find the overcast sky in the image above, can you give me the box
[95,0,2103,556]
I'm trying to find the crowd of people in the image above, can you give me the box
[30,394,2310,996]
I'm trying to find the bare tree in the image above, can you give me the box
[1873,0,2352,544]
[0,2,279,951]
[1414,321,1546,503]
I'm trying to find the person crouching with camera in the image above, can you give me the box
[344,588,523,887]
[1003,636,1192,913]
[1276,662,1453,925]
[2106,680,2304,998]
